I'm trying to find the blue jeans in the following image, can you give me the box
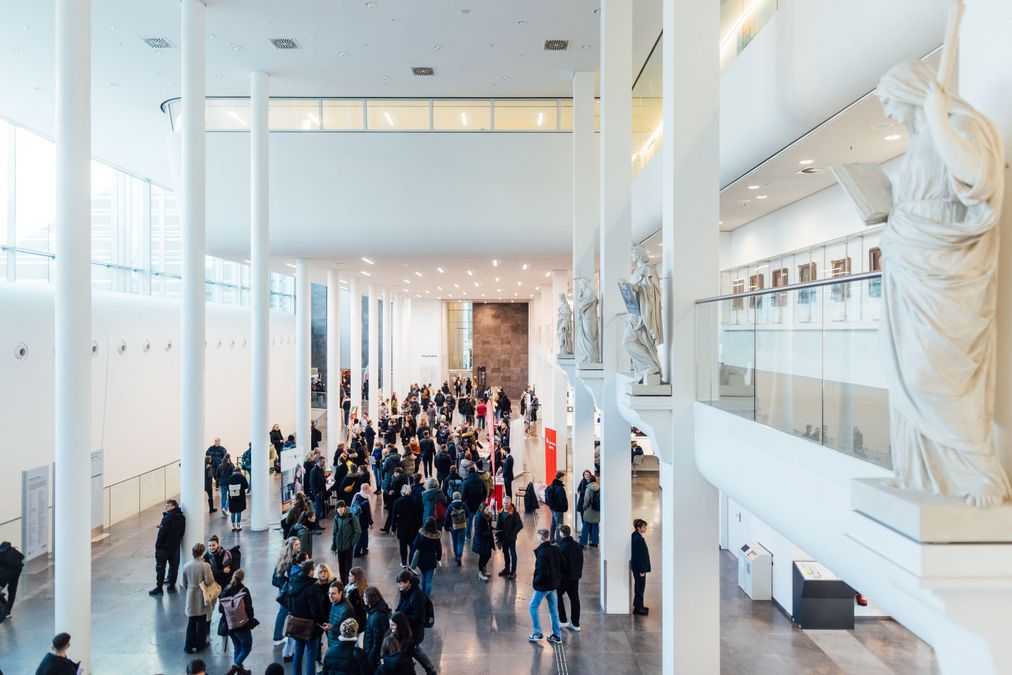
[314,494,327,522]
[420,567,434,596]
[354,528,369,555]
[550,511,564,542]
[230,629,252,666]
[529,589,561,637]
[465,506,475,540]
[292,636,320,675]
[503,541,518,573]
[451,529,466,559]
[273,605,288,641]
[220,486,229,512]
[230,510,241,527]
[579,522,599,546]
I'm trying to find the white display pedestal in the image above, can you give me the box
[737,543,772,601]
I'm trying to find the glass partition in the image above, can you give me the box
[696,273,890,468]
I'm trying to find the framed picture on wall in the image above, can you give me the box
[730,278,745,311]
[830,257,852,301]
[797,262,817,305]
[771,267,789,307]
[868,247,882,298]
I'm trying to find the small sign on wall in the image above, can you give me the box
[22,465,50,562]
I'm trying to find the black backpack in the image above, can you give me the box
[591,488,601,512]
[423,593,435,628]
[228,545,242,575]
[0,542,25,586]
[523,481,540,514]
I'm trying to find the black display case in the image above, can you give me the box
[791,561,855,629]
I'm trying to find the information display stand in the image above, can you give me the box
[737,543,772,600]
[791,561,855,629]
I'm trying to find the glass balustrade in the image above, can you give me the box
[695,272,890,468]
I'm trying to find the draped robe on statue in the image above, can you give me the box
[878,60,1011,505]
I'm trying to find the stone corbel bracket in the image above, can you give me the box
[616,374,673,464]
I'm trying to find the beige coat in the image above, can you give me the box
[181,558,216,617]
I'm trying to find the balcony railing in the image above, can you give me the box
[695,271,890,469]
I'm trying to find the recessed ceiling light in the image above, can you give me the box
[232,44,243,51]
[361,257,375,265]
[467,270,473,276]
[416,294,421,298]
[798,159,814,166]
[536,112,544,126]
[243,259,251,264]
[337,51,348,57]
[497,288,502,293]
[460,112,469,126]
[545,271,551,277]
[143,37,175,49]
[207,33,216,39]
[424,290,430,294]
[403,278,411,284]
[517,281,522,286]
[285,263,297,269]
[747,185,760,190]
[884,134,902,141]
[453,283,459,288]
[756,195,768,200]
[434,44,444,51]
[436,286,442,291]
[414,271,423,277]
[492,259,499,267]
[718,220,724,225]
[474,282,479,288]
[437,267,445,274]
[270,38,301,50]
[391,18,400,24]
[360,270,371,276]
[593,8,601,14]
[461,8,470,13]
[364,1,376,6]
[109,24,119,31]
[522,263,528,270]
[516,19,527,25]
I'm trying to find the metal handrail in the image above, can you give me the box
[695,271,882,304]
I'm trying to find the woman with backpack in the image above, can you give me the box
[226,468,250,531]
[442,491,468,566]
[471,503,494,582]
[579,475,601,547]
[217,569,259,675]
[410,518,442,596]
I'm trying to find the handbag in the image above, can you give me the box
[200,579,222,605]
[283,614,316,641]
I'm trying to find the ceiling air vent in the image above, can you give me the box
[796,166,828,175]
[544,39,570,51]
[143,37,174,49]
[411,66,435,76]
[270,38,301,50]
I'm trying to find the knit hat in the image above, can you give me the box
[340,618,359,639]
[335,500,347,509]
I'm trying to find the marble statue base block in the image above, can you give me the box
[631,383,672,397]
[851,477,1012,543]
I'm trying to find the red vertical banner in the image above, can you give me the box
[545,427,557,484]
[488,405,502,509]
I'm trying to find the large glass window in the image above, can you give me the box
[14,128,55,282]
[493,100,558,131]
[433,101,492,131]
[446,301,473,371]
[367,100,431,131]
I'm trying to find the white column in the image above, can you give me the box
[179,0,207,557]
[550,270,570,480]
[367,284,379,421]
[54,0,91,663]
[295,260,312,453]
[349,277,362,420]
[404,296,413,388]
[661,0,721,671]
[599,0,633,614]
[382,288,393,402]
[572,70,599,530]
[249,70,271,531]
[326,270,342,453]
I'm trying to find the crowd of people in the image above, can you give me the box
[27,378,654,675]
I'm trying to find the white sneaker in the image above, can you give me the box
[273,638,286,646]
[569,624,581,632]
[559,621,571,629]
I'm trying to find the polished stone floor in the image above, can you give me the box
[0,429,937,674]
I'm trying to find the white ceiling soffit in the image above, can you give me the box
[0,0,661,189]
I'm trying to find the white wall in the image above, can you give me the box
[408,299,444,386]
[0,285,296,544]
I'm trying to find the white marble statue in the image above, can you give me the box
[556,293,574,356]
[873,59,1010,507]
[574,277,601,364]
[621,244,664,383]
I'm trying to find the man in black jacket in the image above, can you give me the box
[544,472,569,543]
[556,524,583,630]
[631,519,652,615]
[309,456,329,525]
[380,467,406,533]
[460,470,488,541]
[434,446,452,487]
[149,500,186,596]
[363,420,376,451]
[528,528,564,644]
[391,485,421,566]
[501,447,515,499]
[418,430,436,479]
[395,569,437,675]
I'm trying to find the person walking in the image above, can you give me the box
[556,525,583,632]
[218,454,235,517]
[528,529,563,644]
[420,478,445,525]
[271,537,302,647]
[579,476,600,548]
[544,472,569,543]
[442,491,468,567]
[410,517,442,596]
[182,543,216,653]
[631,519,652,616]
[322,618,371,674]
[283,560,330,675]
[471,502,494,582]
[393,576,437,675]
[461,466,487,541]
[204,457,217,514]
[352,484,374,557]
[391,485,421,567]
[149,499,186,596]
[495,496,523,579]
[331,500,362,585]
[226,469,250,531]
[362,586,392,668]
[217,569,259,674]
[34,632,79,675]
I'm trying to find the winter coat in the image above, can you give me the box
[391,495,421,543]
[420,488,444,524]
[216,582,260,636]
[205,547,234,587]
[346,585,367,634]
[461,473,488,512]
[400,452,417,476]
[501,453,515,482]
[631,531,652,574]
[576,477,590,514]
[363,599,392,665]
[557,536,584,585]
[181,558,216,617]
[471,513,493,557]
[458,457,474,479]
[419,437,436,458]
[495,507,523,547]
[154,508,186,550]
[217,460,235,487]
[532,542,563,592]
[411,529,443,571]
[285,572,330,637]
[332,511,362,553]
[352,492,374,529]
[434,451,452,481]
[544,479,569,513]
[227,471,250,513]
[204,463,214,492]
[376,652,416,675]
[309,464,328,499]
[323,639,373,675]
[395,575,428,645]
[34,653,79,675]
[326,598,356,643]
[478,470,493,496]
[582,481,601,524]
[206,444,226,469]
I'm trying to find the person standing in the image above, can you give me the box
[500,447,515,499]
[322,618,371,674]
[579,475,600,548]
[34,632,79,675]
[0,540,25,615]
[495,496,523,580]
[544,472,569,543]
[206,437,227,477]
[218,455,235,518]
[362,586,391,668]
[419,430,436,479]
[410,517,442,596]
[472,503,494,582]
[631,519,652,616]
[311,419,323,451]
[204,457,217,514]
[181,543,216,653]
[309,456,329,525]
[271,537,302,647]
[284,560,330,675]
[575,470,593,534]
[528,529,563,644]
[323,581,355,648]
[149,499,186,596]
[556,525,583,631]
[352,484,374,557]
[226,468,250,531]
[217,569,259,674]
[331,500,362,584]
[461,466,488,541]
[394,573,437,675]
[380,467,406,534]
[442,491,468,567]
[391,485,421,567]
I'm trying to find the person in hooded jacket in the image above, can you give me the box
[580,475,601,547]
[556,524,584,632]
[433,446,452,487]
[284,560,330,675]
[322,618,372,675]
[528,529,564,644]
[410,518,442,596]
[35,632,79,675]
[352,484,374,557]
[471,503,494,582]
[495,496,523,579]
[227,468,250,531]
[460,469,487,541]
[218,455,235,517]
[362,586,392,668]
[375,635,415,675]
[331,501,362,585]
[217,569,259,674]
[543,472,569,543]
[150,499,186,596]
[420,478,445,525]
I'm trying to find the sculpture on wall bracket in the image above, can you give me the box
[864,57,1010,507]
[556,293,574,356]
[620,244,664,384]
[574,277,601,365]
